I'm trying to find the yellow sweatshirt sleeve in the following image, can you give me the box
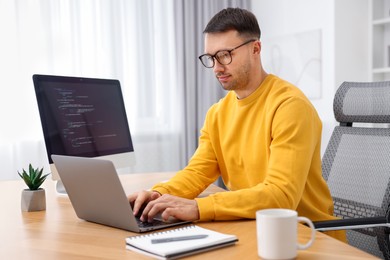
[152,106,222,199]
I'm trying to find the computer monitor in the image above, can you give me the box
[33,74,135,193]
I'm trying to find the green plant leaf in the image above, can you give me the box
[31,167,41,185]
[34,173,50,190]
[17,164,49,190]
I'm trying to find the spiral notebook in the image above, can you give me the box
[125,225,238,259]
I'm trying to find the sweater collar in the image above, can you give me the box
[235,74,274,106]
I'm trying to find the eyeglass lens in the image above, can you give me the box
[201,51,231,68]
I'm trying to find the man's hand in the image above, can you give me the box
[128,190,161,217]
[140,194,200,223]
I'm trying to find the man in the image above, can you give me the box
[129,7,345,241]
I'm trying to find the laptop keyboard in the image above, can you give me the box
[136,217,166,228]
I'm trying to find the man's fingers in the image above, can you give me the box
[129,191,162,218]
[129,191,150,216]
[151,191,161,200]
[141,195,170,222]
[161,207,177,221]
[132,198,144,216]
[127,193,137,204]
[139,194,200,222]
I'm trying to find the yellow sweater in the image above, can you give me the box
[153,74,345,241]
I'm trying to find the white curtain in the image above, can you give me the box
[0,0,250,180]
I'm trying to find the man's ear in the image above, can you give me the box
[253,40,261,54]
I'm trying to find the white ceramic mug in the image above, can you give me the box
[256,208,315,259]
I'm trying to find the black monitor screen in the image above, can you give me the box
[33,74,134,163]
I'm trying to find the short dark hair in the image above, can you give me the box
[203,8,261,40]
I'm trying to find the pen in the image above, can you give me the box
[151,234,209,244]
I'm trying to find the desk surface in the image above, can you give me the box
[0,172,378,259]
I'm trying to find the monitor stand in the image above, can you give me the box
[55,180,68,195]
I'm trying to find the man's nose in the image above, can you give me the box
[213,59,225,73]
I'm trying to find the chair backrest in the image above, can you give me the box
[322,81,390,259]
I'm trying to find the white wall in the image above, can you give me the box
[252,0,369,155]
[335,0,369,86]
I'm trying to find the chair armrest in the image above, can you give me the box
[313,217,389,231]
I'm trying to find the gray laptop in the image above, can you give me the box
[51,154,189,232]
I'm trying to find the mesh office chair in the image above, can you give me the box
[313,81,390,259]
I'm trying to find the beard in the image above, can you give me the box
[216,62,251,91]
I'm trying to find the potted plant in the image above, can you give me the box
[18,164,50,212]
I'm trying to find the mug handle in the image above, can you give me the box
[297,216,315,250]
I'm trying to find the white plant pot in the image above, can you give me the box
[21,188,46,212]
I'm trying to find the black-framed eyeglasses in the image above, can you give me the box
[198,39,256,68]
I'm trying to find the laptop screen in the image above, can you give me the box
[33,74,134,164]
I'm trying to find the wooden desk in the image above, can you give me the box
[0,172,377,259]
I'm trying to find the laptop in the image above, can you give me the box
[51,154,190,232]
